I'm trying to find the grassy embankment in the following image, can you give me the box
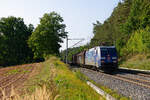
[4,57,104,100]
[120,54,150,70]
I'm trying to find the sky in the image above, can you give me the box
[0,0,120,50]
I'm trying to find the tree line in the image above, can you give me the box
[0,12,67,66]
[92,0,150,57]
[62,0,150,61]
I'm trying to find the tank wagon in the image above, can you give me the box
[72,46,118,71]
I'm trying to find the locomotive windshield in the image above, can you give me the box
[108,48,117,56]
[101,48,107,56]
[101,48,117,57]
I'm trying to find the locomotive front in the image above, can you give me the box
[100,46,118,71]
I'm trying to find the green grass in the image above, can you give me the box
[72,69,131,100]
[120,54,150,70]
[12,60,59,100]
[5,68,30,75]
[22,57,104,100]
[24,62,53,94]
[49,57,104,100]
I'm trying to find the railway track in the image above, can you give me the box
[96,70,150,89]
[118,68,150,78]
[137,73,150,78]
[0,65,34,99]
[72,66,150,100]
[73,65,150,89]
[111,74,150,89]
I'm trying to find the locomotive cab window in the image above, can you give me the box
[101,48,117,57]
[101,48,108,57]
[108,48,117,57]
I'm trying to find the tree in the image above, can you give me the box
[0,16,34,66]
[28,12,67,59]
[91,0,132,55]
[123,0,150,34]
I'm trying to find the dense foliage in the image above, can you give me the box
[91,0,132,47]
[63,0,133,61]
[64,0,150,62]
[1,0,150,66]
[28,12,67,59]
[92,0,150,57]
[120,0,150,56]
[0,16,34,66]
[0,12,67,66]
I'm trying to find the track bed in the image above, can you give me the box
[72,66,150,100]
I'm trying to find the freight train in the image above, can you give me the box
[72,46,118,72]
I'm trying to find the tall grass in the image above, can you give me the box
[120,54,150,70]
[1,56,103,100]
[46,57,103,100]
[1,85,59,100]
[1,62,59,100]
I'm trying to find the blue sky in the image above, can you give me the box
[0,0,120,50]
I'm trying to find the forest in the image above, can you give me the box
[92,0,150,56]
[1,0,150,66]
[0,12,67,66]
[62,0,150,62]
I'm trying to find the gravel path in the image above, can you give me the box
[77,67,150,100]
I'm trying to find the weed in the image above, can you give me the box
[1,85,59,100]
[5,69,21,75]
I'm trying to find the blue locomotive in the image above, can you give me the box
[72,46,118,71]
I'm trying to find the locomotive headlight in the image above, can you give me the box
[101,60,105,63]
[112,57,117,59]
[113,61,117,63]
[101,57,106,59]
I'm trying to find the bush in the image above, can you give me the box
[121,27,150,56]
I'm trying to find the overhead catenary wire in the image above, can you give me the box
[65,36,85,64]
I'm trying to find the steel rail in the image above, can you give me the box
[101,72,150,89]
[81,67,150,89]
[137,73,150,78]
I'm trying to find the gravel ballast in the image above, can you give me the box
[77,68,150,100]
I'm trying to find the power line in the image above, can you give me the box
[69,39,84,48]
[65,36,84,64]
